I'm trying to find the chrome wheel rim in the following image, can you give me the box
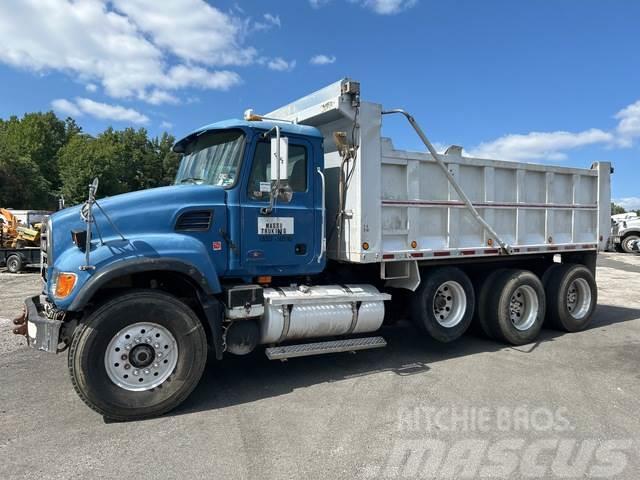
[104,322,178,392]
[566,278,591,319]
[432,280,467,328]
[509,285,538,331]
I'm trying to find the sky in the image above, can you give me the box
[0,0,638,208]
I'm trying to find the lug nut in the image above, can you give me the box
[135,337,141,344]
[125,344,131,350]
[157,352,162,358]
[124,364,131,370]
[121,354,128,361]
[154,343,160,349]
[153,363,159,368]
[146,337,152,343]
[144,369,150,375]
[133,370,139,376]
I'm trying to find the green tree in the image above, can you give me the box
[0,144,50,209]
[611,203,626,215]
[58,133,127,205]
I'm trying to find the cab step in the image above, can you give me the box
[265,336,387,360]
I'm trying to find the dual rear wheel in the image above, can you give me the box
[411,263,597,346]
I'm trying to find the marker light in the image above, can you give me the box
[55,272,77,299]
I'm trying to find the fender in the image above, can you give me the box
[68,257,220,311]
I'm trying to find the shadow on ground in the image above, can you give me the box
[167,303,640,418]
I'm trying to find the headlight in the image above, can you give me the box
[53,272,77,299]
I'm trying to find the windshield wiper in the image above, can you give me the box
[180,177,204,184]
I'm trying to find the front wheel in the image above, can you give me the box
[68,290,208,421]
[621,235,640,254]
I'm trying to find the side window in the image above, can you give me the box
[247,142,308,200]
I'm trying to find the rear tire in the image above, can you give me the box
[545,264,597,332]
[6,254,22,273]
[621,235,640,254]
[411,267,475,342]
[479,269,545,345]
[68,290,208,421]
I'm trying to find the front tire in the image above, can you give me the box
[68,290,208,421]
[410,267,475,342]
[621,235,640,254]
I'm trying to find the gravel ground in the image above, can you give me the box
[1,253,639,479]
[0,267,40,355]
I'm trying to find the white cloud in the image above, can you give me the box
[0,0,279,105]
[254,13,281,31]
[51,97,149,124]
[310,54,336,65]
[51,98,82,117]
[361,0,418,14]
[309,0,331,8]
[614,100,640,147]
[615,197,640,211]
[310,0,417,14]
[140,90,179,106]
[467,129,613,161]
[160,121,173,130]
[267,57,296,72]
[110,0,256,66]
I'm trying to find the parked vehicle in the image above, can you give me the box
[610,215,640,253]
[14,79,611,420]
[0,247,41,273]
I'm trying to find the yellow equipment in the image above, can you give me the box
[0,209,41,248]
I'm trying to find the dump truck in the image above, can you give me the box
[14,79,611,420]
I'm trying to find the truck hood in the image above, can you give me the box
[49,184,225,260]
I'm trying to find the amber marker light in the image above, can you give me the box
[55,272,77,298]
[362,242,370,250]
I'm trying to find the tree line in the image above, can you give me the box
[0,111,181,209]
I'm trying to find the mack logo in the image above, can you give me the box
[257,217,294,236]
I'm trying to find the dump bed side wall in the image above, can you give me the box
[379,139,604,258]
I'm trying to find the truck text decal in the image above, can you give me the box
[258,217,294,235]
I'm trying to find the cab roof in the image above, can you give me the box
[173,119,323,153]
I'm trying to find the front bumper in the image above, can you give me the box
[21,296,63,353]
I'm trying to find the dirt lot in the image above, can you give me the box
[1,253,639,479]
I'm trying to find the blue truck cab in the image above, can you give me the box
[41,120,326,312]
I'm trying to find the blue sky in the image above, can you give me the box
[0,0,639,208]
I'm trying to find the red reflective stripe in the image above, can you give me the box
[461,250,475,255]
[433,251,450,257]
[411,252,424,258]
[382,254,394,259]
[484,249,499,254]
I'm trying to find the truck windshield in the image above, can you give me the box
[174,130,245,187]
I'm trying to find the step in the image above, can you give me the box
[265,336,387,360]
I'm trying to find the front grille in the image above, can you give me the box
[175,210,213,231]
[40,218,49,285]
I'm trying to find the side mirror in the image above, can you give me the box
[270,136,289,181]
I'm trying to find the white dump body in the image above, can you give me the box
[267,79,611,267]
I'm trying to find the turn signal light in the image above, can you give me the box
[257,276,272,284]
[55,272,77,298]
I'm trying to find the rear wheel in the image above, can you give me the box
[621,235,640,254]
[68,290,208,421]
[479,269,545,345]
[6,254,22,273]
[411,267,475,342]
[545,264,597,332]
